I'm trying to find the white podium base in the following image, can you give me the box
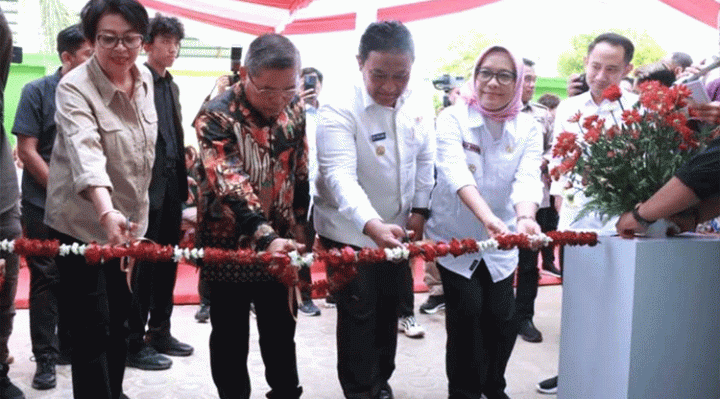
[558,235,720,399]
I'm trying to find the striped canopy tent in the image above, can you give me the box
[138,0,720,36]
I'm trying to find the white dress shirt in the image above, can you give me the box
[425,103,543,282]
[313,81,435,249]
[549,90,639,234]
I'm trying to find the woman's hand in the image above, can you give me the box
[266,238,306,255]
[480,214,510,238]
[100,210,137,246]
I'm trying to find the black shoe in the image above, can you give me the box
[518,319,543,343]
[376,384,393,399]
[324,294,336,308]
[484,392,510,399]
[536,375,558,394]
[126,345,172,370]
[419,295,445,314]
[298,299,321,316]
[147,335,194,357]
[31,354,56,390]
[0,364,24,399]
[542,263,562,277]
[195,304,210,323]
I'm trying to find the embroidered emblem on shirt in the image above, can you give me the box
[506,145,514,153]
[376,145,386,156]
[371,132,387,142]
[462,141,482,154]
[468,164,477,173]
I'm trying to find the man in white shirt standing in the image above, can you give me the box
[538,32,638,395]
[314,20,435,399]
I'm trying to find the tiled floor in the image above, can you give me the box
[6,286,563,398]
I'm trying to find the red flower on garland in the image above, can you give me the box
[602,84,622,102]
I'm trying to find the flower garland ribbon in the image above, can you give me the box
[0,231,597,294]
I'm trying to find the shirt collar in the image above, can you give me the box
[89,55,147,107]
[144,62,173,84]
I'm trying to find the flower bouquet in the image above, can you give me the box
[551,81,720,220]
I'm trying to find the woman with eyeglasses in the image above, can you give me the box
[44,0,154,397]
[425,45,544,399]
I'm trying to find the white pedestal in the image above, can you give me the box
[558,235,720,399]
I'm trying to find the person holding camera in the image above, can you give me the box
[193,33,308,399]
[538,32,638,395]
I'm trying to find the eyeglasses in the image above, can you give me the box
[96,33,144,49]
[247,75,298,98]
[369,70,410,84]
[477,68,516,85]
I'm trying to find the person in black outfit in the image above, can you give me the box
[12,24,93,390]
[125,13,192,371]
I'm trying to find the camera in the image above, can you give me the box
[573,73,589,95]
[11,46,21,64]
[432,74,465,92]
[230,45,242,85]
[303,74,317,91]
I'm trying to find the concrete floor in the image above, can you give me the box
[5,285,563,399]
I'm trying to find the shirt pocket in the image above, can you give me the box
[96,114,127,167]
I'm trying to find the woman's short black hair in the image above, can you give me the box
[81,0,149,44]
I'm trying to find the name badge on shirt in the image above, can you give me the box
[462,141,482,155]
[371,132,387,142]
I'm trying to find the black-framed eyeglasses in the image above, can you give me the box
[247,75,298,98]
[96,33,144,49]
[477,68,516,85]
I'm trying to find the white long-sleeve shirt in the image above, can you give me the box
[425,103,543,282]
[313,81,435,249]
[549,90,638,234]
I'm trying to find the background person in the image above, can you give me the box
[125,12,192,372]
[12,23,93,390]
[425,44,543,399]
[44,0,154,397]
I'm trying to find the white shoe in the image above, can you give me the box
[398,315,425,338]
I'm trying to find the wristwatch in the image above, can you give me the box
[632,204,655,229]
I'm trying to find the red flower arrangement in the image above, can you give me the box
[551,81,720,219]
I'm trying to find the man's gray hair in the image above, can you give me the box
[244,33,301,77]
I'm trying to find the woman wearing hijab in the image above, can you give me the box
[425,45,544,399]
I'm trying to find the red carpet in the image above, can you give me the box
[13,251,562,308]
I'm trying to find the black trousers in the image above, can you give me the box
[127,190,182,349]
[439,261,517,399]
[21,201,70,358]
[208,280,301,399]
[514,205,560,321]
[320,236,410,399]
[52,229,130,399]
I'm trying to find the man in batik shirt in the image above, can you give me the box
[193,33,308,399]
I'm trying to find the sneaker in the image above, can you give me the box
[195,304,210,323]
[31,354,56,390]
[126,345,172,370]
[0,363,24,399]
[398,315,425,338]
[536,375,558,394]
[419,295,445,314]
[324,294,336,308]
[298,299,321,316]
[518,319,543,343]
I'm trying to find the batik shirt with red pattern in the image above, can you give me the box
[194,83,309,282]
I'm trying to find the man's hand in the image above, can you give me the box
[364,218,406,248]
[567,73,586,97]
[616,211,645,238]
[406,213,425,242]
[266,238,305,255]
